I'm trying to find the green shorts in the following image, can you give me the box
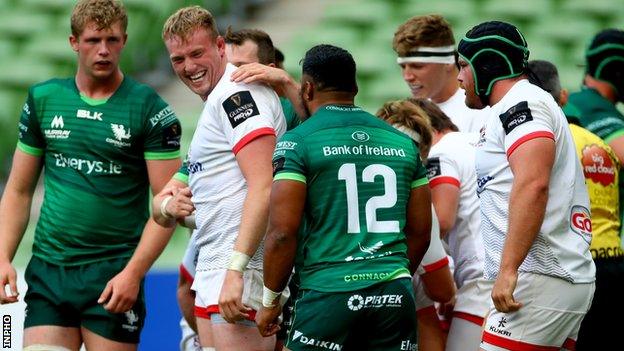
[286,278,416,351]
[24,255,145,343]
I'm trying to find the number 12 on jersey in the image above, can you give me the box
[338,163,400,234]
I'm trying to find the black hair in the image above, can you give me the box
[527,60,562,104]
[302,44,357,93]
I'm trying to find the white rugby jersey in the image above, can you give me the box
[475,79,595,283]
[180,232,199,281]
[437,88,487,133]
[187,63,286,272]
[427,132,483,288]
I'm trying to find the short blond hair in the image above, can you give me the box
[393,15,454,57]
[162,6,219,42]
[376,100,434,157]
[71,0,127,37]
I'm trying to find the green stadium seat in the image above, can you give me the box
[322,1,394,30]
[0,11,53,41]
[481,0,552,28]
[402,0,476,26]
[562,0,624,24]
[528,16,599,60]
[0,57,56,90]
[21,0,74,14]
[367,73,411,107]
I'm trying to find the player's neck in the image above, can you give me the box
[75,69,124,99]
[431,79,460,104]
[584,75,618,103]
[309,92,356,115]
[489,75,525,106]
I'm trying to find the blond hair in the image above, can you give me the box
[162,6,219,42]
[393,15,455,57]
[71,0,127,37]
[376,100,434,157]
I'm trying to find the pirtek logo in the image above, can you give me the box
[51,115,64,128]
[77,109,103,121]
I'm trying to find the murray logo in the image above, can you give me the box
[291,330,342,350]
[122,310,139,332]
[351,131,370,142]
[570,205,592,245]
[107,124,131,147]
[51,115,64,128]
[76,109,103,121]
[45,115,71,139]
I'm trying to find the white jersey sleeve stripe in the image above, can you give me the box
[506,130,555,157]
[421,256,450,273]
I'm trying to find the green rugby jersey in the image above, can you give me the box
[272,105,428,292]
[565,87,624,143]
[280,97,300,131]
[17,77,181,265]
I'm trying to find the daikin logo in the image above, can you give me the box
[291,330,342,350]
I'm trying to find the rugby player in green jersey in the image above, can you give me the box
[0,1,182,350]
[256,44,432,350]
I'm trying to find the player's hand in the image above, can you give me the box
[491,269,522,312]
[0,261,19,304]
[231,63,289,87]
[166,187,195,219]
[218,270,251,323]
[98,268,141,313]
[437,295,456,321]
[255,305,282,337]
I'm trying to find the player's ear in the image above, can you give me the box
[69,35,79,52]
[302,81,314,101]
[559,88,569,107]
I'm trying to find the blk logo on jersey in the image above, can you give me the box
[499,101,533,135]
[223,91,260,128]
[426,157,441,179]
[77,109,103,121]
[570,205,592,245]
[581,144,616,186]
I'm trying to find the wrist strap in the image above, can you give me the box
[228,250,250,272]
[160,195,174,219]
[262,285,282,308]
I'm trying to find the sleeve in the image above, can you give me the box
[272,132,306,184]
[416,209,449,275]
[16,90,45,156]
[426,154,460,188]
[173,160,189,184]
[280,98,300,131]
[499,100,555,158]
[220,86,279,154]
[142,95,182,160]
[411,144,429,188]
[180,232,199,282]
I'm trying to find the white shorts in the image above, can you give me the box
[192,269,289,321]
[481,273,594,351]
[412,273,434,313]
[453,278,492,326]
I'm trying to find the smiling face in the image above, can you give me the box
[165,27,226,100]
[399,62,455,103]
[70,20,126,81]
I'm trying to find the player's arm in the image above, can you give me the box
[219,135,276,322]
[431,183,459,237]
[152,177,193,228]
[494,137,554,313]
[99,158,182,313]
[256,179,305,337]
[404,184,432,274]
[607,134,624,165]
[0,149,43,304]
[231,63,306,118]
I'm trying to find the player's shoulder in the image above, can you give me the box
[29,77,74,99]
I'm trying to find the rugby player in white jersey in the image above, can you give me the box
[457,21,596,350]
[153,6,286,351]
[393,15,486,133]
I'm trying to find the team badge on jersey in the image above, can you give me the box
[272,157,285,176]
[425,157,441,179]
[162,121,182,148]
[499,101,533,134]
[222,91,260,128]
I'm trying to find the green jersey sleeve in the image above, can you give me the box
[412,144,428,188]
[174,161,189,184]
[280,97,300,131]
[143,97,182,160]
[16,90,45,156]
[272,132,306,183]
